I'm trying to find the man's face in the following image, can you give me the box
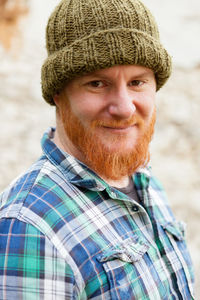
[55,65,156,180]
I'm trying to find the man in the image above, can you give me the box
[0,0,194,299]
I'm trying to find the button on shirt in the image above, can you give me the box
[115,178,140,213]
[0,128,195,299]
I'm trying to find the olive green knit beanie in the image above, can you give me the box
[41,0,172,105]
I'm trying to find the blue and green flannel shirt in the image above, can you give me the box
[0,128,194,299]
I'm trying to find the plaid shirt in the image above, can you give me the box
[0,128,194,299]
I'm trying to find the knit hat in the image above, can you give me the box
[41,0,172,105]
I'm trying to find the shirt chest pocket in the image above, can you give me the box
[96,237,167,300]
[161,221,195,299]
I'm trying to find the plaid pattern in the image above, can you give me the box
[0,128,194,299]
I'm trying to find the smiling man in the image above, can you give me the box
[0,0,195,299]
[54,65,156,187]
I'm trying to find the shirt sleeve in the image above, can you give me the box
[0,218,77,299]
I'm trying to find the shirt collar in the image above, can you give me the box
[41,127,151,192]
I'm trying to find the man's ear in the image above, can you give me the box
[53,94,60,107]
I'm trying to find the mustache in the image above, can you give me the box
[91,115,143,128]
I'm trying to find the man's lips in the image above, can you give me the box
[101,125,136,132]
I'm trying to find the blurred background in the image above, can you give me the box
[0,0,199,296]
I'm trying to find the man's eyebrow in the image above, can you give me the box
[79,69,155,80]
[129,71,155,78]
[139,72,153,77]
[81,70,105,78]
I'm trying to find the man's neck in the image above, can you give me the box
[53,124,85,162]
[101,176,130,189]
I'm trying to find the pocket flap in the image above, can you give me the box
[97,237,150,263]
[162,221,186,241]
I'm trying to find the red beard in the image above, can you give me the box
[61,104,156,180]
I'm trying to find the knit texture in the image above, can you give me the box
[41,0,172,105]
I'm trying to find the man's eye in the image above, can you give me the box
[129,80,143,87]
[88,81,104,88]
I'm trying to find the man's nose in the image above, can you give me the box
[107,86,136,119]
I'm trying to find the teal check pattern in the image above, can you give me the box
[0,128,194,299]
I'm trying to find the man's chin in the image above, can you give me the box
[98,139,139,154]
[81,141,149,181]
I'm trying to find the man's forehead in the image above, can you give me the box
[77,65,155,79]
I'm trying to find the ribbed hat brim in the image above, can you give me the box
[41,28,172,105]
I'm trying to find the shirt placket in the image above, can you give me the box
[100,181,169,298]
